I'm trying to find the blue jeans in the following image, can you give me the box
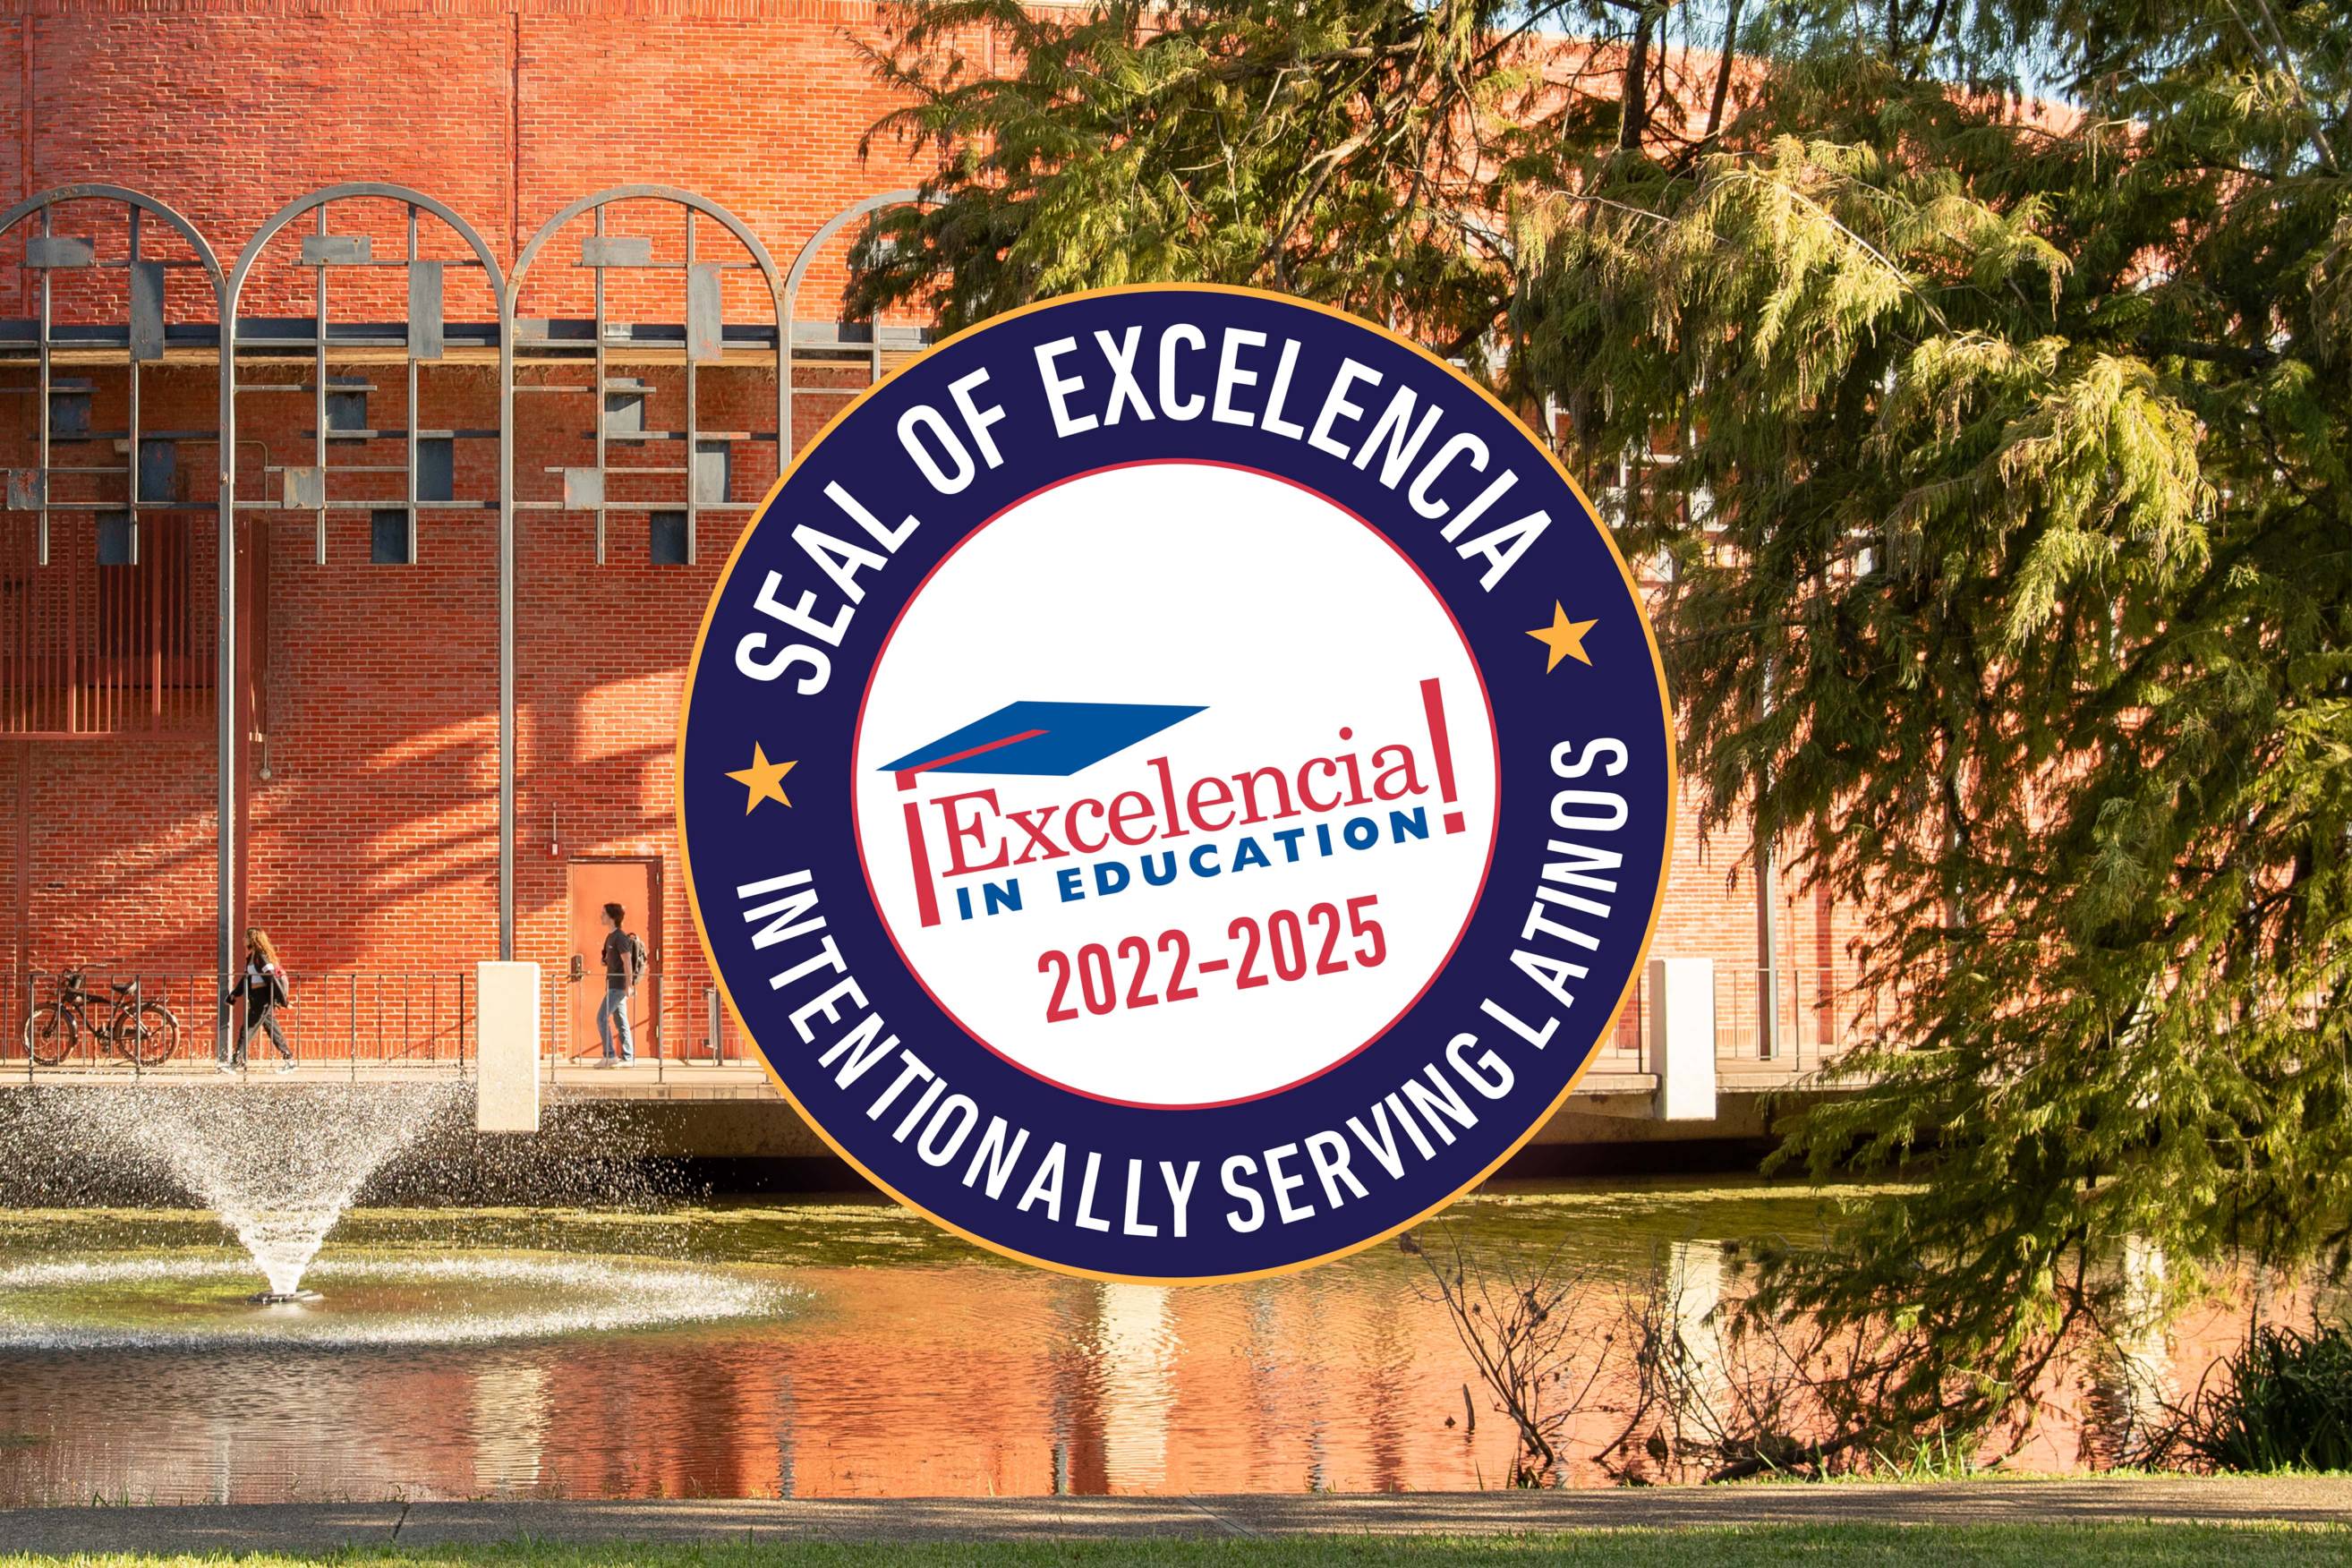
[596,984,635,1063]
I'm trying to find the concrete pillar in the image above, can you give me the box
[1649,957,1717,1121]
[475,960,542,1133]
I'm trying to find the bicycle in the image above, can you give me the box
[22,968,180,1068]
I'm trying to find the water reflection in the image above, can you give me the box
[1095,1283,1177,1489]
[0,1181,2320,1504]
[471,1360,550,1496]
[1668,1239,1730,1414]
[2077,1237,2190,1469]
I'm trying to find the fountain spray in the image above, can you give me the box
[15,1083,464,1299]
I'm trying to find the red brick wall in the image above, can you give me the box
[0,0,1871,1059]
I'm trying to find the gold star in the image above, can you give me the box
[1527,602,1598,673]
[727,744,797,814]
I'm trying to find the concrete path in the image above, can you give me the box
[4,1477,2348,1555]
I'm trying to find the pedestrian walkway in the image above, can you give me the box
[0,1057,775,1099]
[4,1477,2347,1555]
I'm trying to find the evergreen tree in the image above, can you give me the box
[1519,1,2351,1444]
[853,0,2352,1442]
[847,0,1648,350]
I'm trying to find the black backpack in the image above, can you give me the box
[625,931,650,976]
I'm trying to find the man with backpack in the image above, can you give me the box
[596,902,646,1067]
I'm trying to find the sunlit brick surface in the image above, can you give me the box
[0,1,1874,1071]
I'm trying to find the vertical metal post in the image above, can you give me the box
[348,971,357,1084]
[683,209,698,566]
[592,208,608,567]
[126,208,143,570]
[499,244,516,964]
[1755,876,1783,1062]
[311,206,329,566]
[35,208,51,568]
[406,205,422,567]
[217,253,239,1069]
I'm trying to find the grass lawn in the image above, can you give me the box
[8,1524,2352,1567]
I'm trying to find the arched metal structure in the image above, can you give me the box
[502,186,918,1065]
[0,183,234,1005]
[781,189,922,443]
[230,184,514,967]
[508,184,789,568]
[0,184,233,560]
[0,182,934,1044]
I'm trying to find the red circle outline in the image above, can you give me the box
[848,457,1504,1111]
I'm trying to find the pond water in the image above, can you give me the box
[0,1180,2274,1504]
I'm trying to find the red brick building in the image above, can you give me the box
[0,0,1865,1071]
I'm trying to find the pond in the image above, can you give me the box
[0,1179,2275,1504]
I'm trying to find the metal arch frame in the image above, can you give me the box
[507,184,791,568]
[0,183,233,558]
[0,182,930,1020]
[0,181,234,1012]
[228,183,516,965]
[782,189,923,442]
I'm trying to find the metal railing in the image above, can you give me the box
[543,966,745,1082]
[1712,963,1904,1078]
[1572,961,1908,1086]
[0,962,1903,1086]
[0,965,752,1076]
[0,968,478,1074]
[1582,970,1649,1076]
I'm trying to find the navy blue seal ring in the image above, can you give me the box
[679,285,1675,1283]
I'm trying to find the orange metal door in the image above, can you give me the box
[567,858,657,1061]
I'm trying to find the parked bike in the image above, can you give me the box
[22,968,180,1067]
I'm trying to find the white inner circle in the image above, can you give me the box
[853,464,1498,1107]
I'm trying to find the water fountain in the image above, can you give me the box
[12,1081,465,1300]
[0,1251,785,1351]
[0,1082,791,1349]
[140,1082,457,1300]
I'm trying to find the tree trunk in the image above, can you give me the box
[1618,6,1657,152]
[1706,0,1743,139]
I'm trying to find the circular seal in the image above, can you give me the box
[680,285,1673,1282]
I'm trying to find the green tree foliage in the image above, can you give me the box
[1521,2,2352,1442]
[847,0,1654,349]
[852,0,2352,1442]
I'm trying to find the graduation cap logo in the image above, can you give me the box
[680,282,1676,1287]
[880,701,1206,788]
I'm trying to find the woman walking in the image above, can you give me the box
[221,927,295,1073]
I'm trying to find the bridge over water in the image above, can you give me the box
[0,1054,1831,1163]
[0,956,1869,1163]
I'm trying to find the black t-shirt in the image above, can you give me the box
[602,930,633,984]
